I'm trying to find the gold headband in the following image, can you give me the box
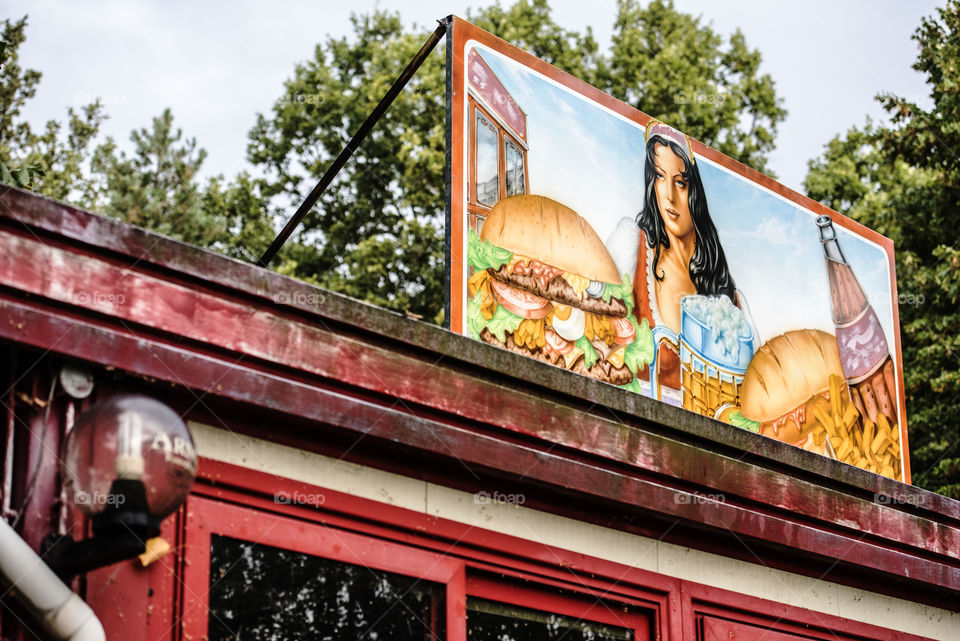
[645,120,696,165]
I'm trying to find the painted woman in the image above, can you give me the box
[607,120,739,404]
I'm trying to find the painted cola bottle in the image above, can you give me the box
[816,216,898,425]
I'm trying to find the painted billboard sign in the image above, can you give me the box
[445,18,909,482]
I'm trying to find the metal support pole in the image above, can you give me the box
[257,18,450,268]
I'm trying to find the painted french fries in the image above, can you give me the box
[811,375,901,480]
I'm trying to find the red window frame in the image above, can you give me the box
[180,495,467,640]
[467,573,652,640]
[83,456,936,641]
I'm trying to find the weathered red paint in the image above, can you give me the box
[84,513,180,641]
[0,188,958,636]
[0,230,936,547]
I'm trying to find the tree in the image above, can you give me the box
[91,108,216,246]
[599,0,784,171]
[89,108,277,258]
[247,0,786,322]
[0,16,105,201]
[0,17,276,259]
[805,1,960,498]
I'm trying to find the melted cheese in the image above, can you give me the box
[508,254,531,272]
[562,272,590,300]
[607,345,627,369]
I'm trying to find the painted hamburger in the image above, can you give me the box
[467,194,653,391]
[737,329,845,456]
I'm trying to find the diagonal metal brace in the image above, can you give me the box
[257,17,451,268]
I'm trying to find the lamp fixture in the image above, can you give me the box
[43,395,197,580]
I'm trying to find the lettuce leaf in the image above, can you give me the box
[468,229,513,271]
[619,377,646,395]
[466,290,486,340]
[468,287,522,343]
[602,273,636,315]
[729,411,761,433]
[623,317,654,375]
[483,301,523,343]
[575,336,599,369]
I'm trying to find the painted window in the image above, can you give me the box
[504,138,525,197]
[476,112,499,206]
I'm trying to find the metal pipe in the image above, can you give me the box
[257,18,450,268]
[0,517,105,641]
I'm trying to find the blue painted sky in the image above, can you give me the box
[472,43,895,353]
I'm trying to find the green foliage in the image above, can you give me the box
[87,107,276,258]
[91,108,221,247]
[805,1,960,498]
[599,0,785,172]
[467,0,603,80]
[0,17,105,202]
[247,10,448,319]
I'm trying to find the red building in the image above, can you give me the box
[0,187,958,640]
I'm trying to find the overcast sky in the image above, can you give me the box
[6,0,940,196]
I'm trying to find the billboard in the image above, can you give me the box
[445,18,909,482]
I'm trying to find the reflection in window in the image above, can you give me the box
[505,139,525,197]
[475,112,499,207]
[208,535,444,641]
[467,598,633,641]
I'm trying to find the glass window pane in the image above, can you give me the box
[208,534,444,641]
[475,113,499,206]
[467,597,633,641]
[505,139,525,196]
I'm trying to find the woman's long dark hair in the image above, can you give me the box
[637,134,737,302]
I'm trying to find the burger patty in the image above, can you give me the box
[480,328,634,386]
[487,266,627,318]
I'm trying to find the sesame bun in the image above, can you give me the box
[741,329,843,423]
[481,194,621,284]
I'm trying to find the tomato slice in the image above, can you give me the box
[611,316,636,345]
[544,328,573,354]
[490,278,552,319]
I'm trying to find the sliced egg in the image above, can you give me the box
[552,306,585,342]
